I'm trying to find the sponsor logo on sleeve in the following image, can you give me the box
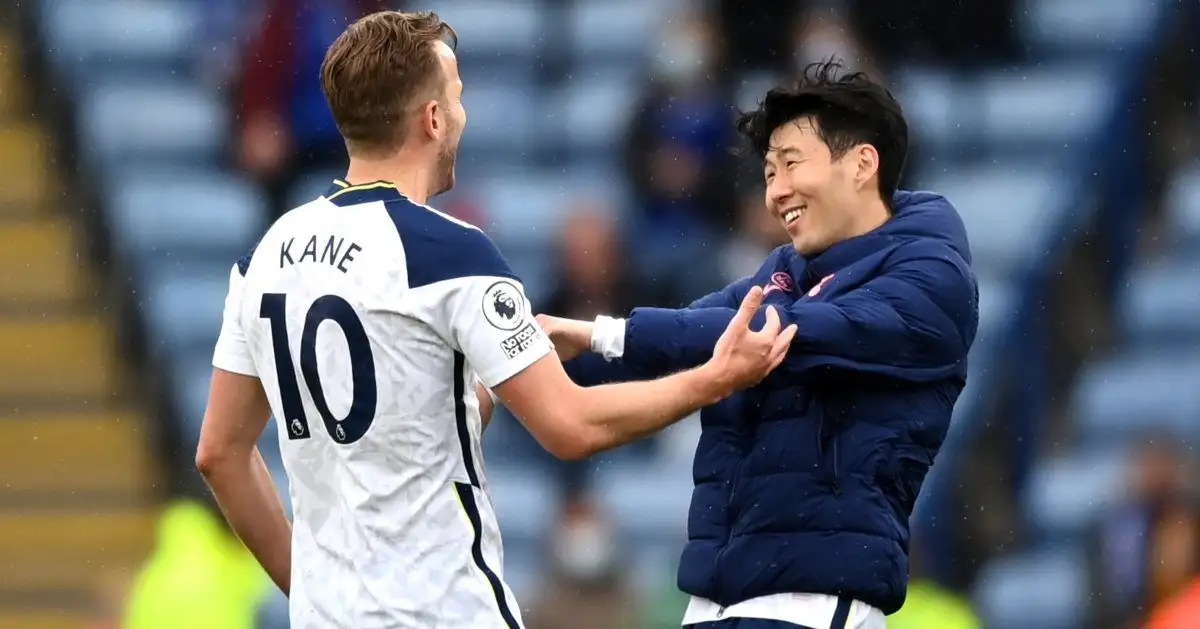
[763,271,795,297]
[500,322,541,359]
[482,280,525,331]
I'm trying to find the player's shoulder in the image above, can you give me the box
[382,196,516,289]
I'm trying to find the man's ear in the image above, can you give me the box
[418,99,441,141]
[854,144,880,191]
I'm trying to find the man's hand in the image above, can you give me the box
[536,314,593,361]
[699,286,797,397]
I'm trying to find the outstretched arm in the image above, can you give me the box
[550,276,757,386]
[604,253,977,382]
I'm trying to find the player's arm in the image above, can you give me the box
[491,287,792,459]
[195,266,292,595]
[549,275,757,387]
[405,228,791,458]
[595,247,977,382]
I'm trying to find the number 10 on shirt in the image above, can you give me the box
[259,293,379,444]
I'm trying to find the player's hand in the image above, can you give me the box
[704,286,797,396]
[535,314,593,361]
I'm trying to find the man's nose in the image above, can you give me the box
[766,178,793,206]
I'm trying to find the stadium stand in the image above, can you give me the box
[0,8,160,629]
[14,0,1197,627]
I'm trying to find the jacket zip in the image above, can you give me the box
[816,408,843,496]
[711,445,746,598]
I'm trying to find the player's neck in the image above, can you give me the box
[847,196,891,239]
[344,154,433,205]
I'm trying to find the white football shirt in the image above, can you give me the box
[212,179,553,629]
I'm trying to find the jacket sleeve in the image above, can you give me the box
[621,255,977,383]
[561,276,755,386]
[784,256,977,381]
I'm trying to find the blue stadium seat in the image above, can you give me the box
[458,79,538,156]
[424,0,542,63]
[592,459,693,544]
[891,67,968,162]
[287,170,345,212]
[1119,257,1200,347]
[139,264,229,357]
[486,464,556,546]
[1019,0,1158,58]
[974,65,1114,154]
[544,71,641,156]
[78,80,228,168]
[40,0,200,86]
[104,168,266,268]
[567,0,673,64]
[1072,352,1200,444]
[973,546,1087,629]
[473,171,576,248]
[1024,447,1131,538]
[1165,166,1200,247]
[919,164,1068,275]
[171,351,285,472]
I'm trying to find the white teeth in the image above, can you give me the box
[783,208,803,224]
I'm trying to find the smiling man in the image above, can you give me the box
[538,61,980,629]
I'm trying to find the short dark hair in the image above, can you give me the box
[320,11,458,156]
[735,60,908,203]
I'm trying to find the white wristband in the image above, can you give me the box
[590,315,627,361]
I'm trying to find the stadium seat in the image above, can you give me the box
[975,65,1115,153]
[78,80,228,168]
[486,464,557,545]
[104,168,266,268]
[170,352,284,473]
[1118,257,1200,347]
[40,0,200,86]
[1072,352,1200,445]
[973,546,1087,629]
[458,79,538,156]
[592,459,693,544]
[543,71,642,156]
[287,170,345,211]
[423,0,542,62]
[567,0,674,63]
[139,264,229,357]
[920,164,1069,275]
[1019,0,1158,58]
[1165,165,1200,246]
[890,67,967,161]
[1024,447,1131,538]
[473,171,576,248]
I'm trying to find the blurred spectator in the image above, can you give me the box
[888,536,981,629]
[789,5,878,78]
[717,0,801,74]
[848,0,1021,70]
[623,6,734,301]
[523,497,640,629]
[236,0,386,215]
[528,207,664,497]
[124,500,268,629]
[1087,436,1200,629]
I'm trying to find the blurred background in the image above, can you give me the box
[0,0,1197,627]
